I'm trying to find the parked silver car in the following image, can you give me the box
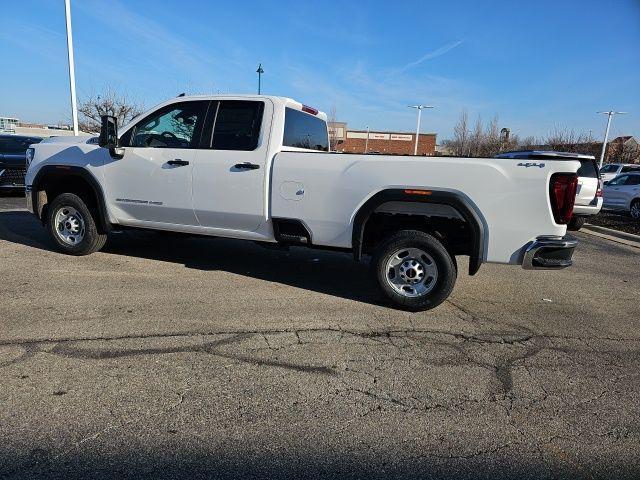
[600,163,640,183]
[602,172,640,219]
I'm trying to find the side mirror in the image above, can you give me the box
[99,115,119,149]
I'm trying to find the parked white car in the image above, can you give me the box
[25,95,581,310]
[600,163,640,183]
[602,172,640,219]
[496,151,602,231]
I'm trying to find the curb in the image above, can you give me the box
[582,223,640,249]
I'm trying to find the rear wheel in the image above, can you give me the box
[372,230,457,311]
[46,193,107,255]
[630,199,640,220]
[567,216,586,231]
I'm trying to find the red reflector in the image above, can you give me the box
[549,173,578,224]
[404,189,432,196]
[301,105,318,115]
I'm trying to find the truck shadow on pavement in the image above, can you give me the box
[0,210,386,307]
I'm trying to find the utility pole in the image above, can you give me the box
[365,125,370,154]
[64,0,79,135]
[256,63,264,95]
[408,105,434,155]
[597,110,627,169]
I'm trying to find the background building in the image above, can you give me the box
[329,122,436,156]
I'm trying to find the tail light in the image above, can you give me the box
[549,173,578,224]
[596,179,603,197]
[301,105,318,115]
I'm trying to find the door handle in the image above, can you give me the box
[234,162,260,170]
[168,159,189,166]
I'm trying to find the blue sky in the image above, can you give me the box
[2,0,639,140]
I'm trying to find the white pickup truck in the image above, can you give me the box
[25,94,580,310]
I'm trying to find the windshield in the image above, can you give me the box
[600,164,619,173]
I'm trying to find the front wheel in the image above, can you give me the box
[46,193,107,255]
[372,230,457,311]
[630,199,640,220]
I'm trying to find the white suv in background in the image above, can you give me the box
[496,151,602,231]
[600,163,640,183]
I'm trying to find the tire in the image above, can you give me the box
[46,193,107,255]
[630,199,640,220]
[567,216,586,231]
[372,230,457,311]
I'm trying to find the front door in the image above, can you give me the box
[191,99,271,231]
[103,100,208,226]
[604,175,628,208]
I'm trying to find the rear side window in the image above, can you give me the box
[577,159,598,178]
[624,175,640,186]
[211,101,264,151]
[621,166,640,173]
[283,108,329,151]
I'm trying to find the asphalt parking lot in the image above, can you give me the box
[1,194,639,480]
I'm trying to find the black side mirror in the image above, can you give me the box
[99,115,119,149]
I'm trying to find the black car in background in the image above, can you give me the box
[0,134,43,192]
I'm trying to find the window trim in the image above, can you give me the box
[120,100,209,149]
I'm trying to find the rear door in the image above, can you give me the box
[191,99,271,231]
[575,159,599,206]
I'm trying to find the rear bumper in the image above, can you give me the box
[573,197,603,216]
[522,235,578,270]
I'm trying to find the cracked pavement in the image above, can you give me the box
[1,195,639,479]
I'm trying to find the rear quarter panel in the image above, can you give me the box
[271,153,579,264]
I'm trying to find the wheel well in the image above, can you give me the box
[352,190,485,275]
[361,212,472,258]
[33,169,108,233]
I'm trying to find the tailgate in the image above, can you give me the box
[575,159,599,205]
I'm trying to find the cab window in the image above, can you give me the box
[210,101,264,151]
[283,108,329,151]
[125,101,207,148]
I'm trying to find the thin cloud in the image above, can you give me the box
[399,40,464,73]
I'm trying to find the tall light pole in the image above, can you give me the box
[408,105,434,155]
[364,125,370,154]
[64,0,79,135]
[256,63,264,95]
[597,110,627,168]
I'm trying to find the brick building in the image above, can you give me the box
[329,122,437,156]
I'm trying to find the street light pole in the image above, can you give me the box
[408,105,434,155]
[597,110,627,169]
[365,125,370,154]
[64,0,79,135]
[256,63,264,95]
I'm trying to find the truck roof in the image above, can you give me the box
[154,94,328,121]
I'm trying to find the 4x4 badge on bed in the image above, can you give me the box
[517,162,545,168]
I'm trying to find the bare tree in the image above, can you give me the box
[327,105,340,151]
[77,87,144,133]
[443,109,469,156]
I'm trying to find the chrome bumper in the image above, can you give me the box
[522,235,578,270]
